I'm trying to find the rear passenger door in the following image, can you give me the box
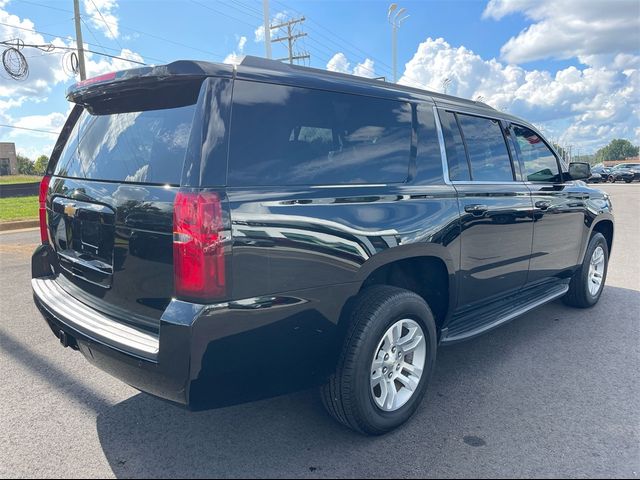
[508,123,586,285]
[439,109,534,308]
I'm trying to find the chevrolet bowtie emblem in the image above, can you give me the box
[64,204,77,217]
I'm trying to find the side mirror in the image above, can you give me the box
[568,162,591,180]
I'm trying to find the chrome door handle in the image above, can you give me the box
[535,201,552,210]
[464,204,489,216]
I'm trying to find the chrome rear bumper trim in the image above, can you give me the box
[32,277,159,360]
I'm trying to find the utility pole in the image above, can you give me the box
[270,17,310,64]
[262,0,272,59]
[73,0,86,80]
[388,4,409,83]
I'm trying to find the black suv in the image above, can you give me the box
[32,57,614,435]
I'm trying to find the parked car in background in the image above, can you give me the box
[591,165,614,183]
[611,163,640,183]
[586,171,603,183]
[32,57,614,435]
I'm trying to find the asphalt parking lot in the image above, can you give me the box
[0,183,638,479]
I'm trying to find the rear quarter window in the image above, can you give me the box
[456,113,513,182]
[227,81,413,186]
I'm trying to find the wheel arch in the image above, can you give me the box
[578,215,614,264]
[337,245,456,339]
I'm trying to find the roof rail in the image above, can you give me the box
[237,55,496,110]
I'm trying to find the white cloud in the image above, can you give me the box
[12,112,67,137]
[224,35,248,65]
[399,37,639,152]
[353,58,376,78]
[326,53,350,73]
[0,9,71,98]
[483,0,640,66]
[0,5,147,159]
[238,35,247,51]
[82,0,120,39]
[254,25,265,43]
[327,53,376,78]
[84,48,145,77]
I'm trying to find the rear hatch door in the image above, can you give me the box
[46,74,206,332]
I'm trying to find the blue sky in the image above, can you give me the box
[1,0,638,159]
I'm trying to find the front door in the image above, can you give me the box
[507,123,586,284]
[439,109,534,308]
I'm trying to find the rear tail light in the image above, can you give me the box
[173,190,226,301]
[39,175,51,244]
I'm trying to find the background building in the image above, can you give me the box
[604,156,640,167]
[0,142,18,175]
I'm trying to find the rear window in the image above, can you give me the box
[440,110,470,181]
[54,104,196,185]
[228,81,412,186]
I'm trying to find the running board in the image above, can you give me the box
[441,282,569,345]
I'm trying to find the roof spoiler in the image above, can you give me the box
[66,60,234,103]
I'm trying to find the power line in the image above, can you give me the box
[226,0,264,20]
[13,0,72,13]
[189,0,258,28]
[0,22,161,65]
[88,0,123,50]
[0,124,60,135]
[12,0,226,60]
[81,16,109,55]
[272,0,394,77]
[0,37,147,66]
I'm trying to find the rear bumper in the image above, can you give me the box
[33,278,194,406]
[32,245,354,410]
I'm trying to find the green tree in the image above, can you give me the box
[595,139,639,162]
[34,155,49,175]
[16,154,35,175]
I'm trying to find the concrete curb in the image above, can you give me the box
[0,219,39,231]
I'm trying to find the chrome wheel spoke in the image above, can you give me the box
[399,329,423,353]
[396,371,419,392]
[384,382,397,410]
[370,319,427,412]
[391,322,402,343]
[587,246,606,296]
[401,362,423,377]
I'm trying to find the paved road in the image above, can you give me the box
[1,184,638,479]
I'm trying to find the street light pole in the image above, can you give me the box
[391,20,397,83]
[388,4,409,83]
[262,0,272,59]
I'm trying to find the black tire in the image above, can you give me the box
[563,232,609,308]
[321,285,437,435]
[625,179,632,183]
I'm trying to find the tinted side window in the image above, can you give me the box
[457,114,513,182]
[228,81,412,186]
[414,104,445,184]
[511,124,560,182]
[440,110,470,181]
